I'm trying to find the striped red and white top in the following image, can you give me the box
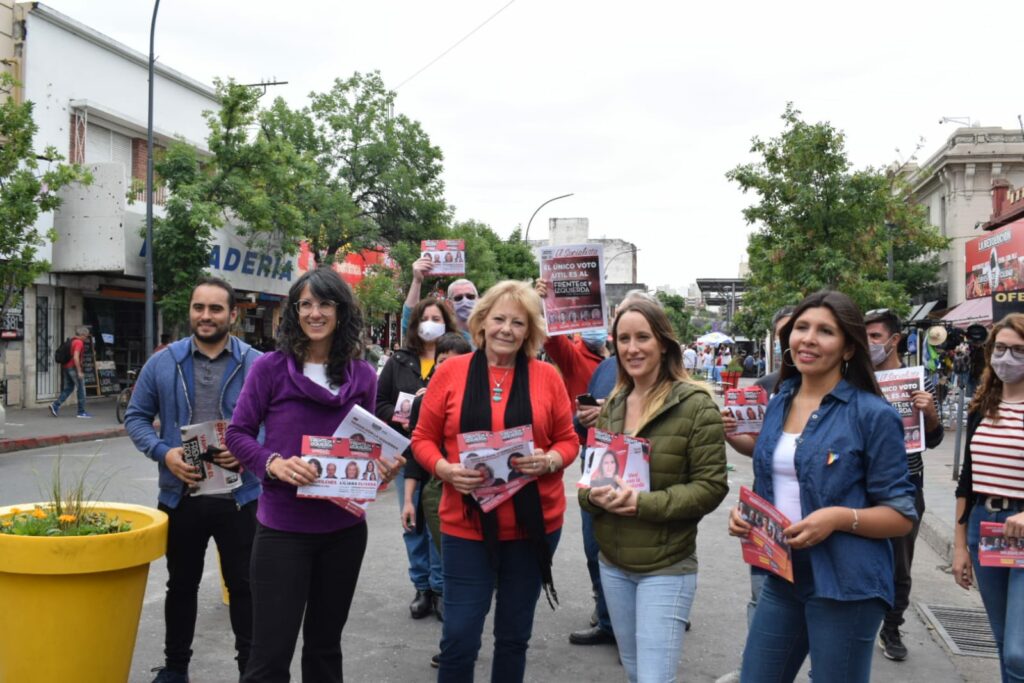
[971,401,1024,499]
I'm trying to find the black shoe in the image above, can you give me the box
[432,592,444,622]
[430,654,440,669]
[879,626,907,661]
[569,626,616,645]
[589,606,599,627]
[151,667,190,683]
[410,589,433,619]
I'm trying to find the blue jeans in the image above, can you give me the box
[438,529,561,683]
[580,509,612,633]
[396,469,443,593]
[748,570,768,630]
[599,559,697,683]
[741,552,886,683]
[968,502,1024,683]
[55,366,86,413]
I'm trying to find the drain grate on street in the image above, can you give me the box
[916,603,999,658]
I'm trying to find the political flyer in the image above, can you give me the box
[978,521,1024,568]
[420,239,466,276]
[180,420,243,496]
[457,426,536,513]
[577,428,651,492]
[392,392,417,427]
[723,387,769,435]
[297,435,382,516]
[737,486,794,582]
[874,366,926,454]
[537,242,607,336]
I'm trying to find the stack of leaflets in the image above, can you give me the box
[457,426,535,513]
[420,239,466,276]
[180,420,243,497]
[297,435,382,517]
[577,428,651,492]
[874,366,927,453]
[737,486,793,582]
[979,521,1024,568]
[333,404,411,494]
[724,386,768,435]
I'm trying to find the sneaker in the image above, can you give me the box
[76,412,93,419]
[49,402,58,417]
[879,626,907,661]
[150,667,190,683]
[430,654,440,669]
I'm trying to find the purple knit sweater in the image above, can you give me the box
[227,351,378,533]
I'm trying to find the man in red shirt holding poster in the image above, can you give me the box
[49,326,92,418]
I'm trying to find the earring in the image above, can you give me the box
[842,359,850,376]
[782,348,797,368]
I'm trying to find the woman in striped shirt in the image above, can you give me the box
[954,312,1024,683]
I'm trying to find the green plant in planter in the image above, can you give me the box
[726,358,744,373]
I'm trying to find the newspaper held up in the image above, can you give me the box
[180,420,243,497]
[296,435,383,517]
[537,242,608,336]
[420,239,465,276]
[392,392,417,427]
[457,426,536,513]
[978,521,1024,568]
[737,486,794,582]
[723,387,768,435]
[874,366,927,454]
[577,428,651,492]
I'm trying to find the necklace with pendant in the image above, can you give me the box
[491,367,512,402]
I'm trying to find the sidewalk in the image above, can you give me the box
[0,396,126,454]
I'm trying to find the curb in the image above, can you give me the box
[919,509,954,565]
[0,427,127,454]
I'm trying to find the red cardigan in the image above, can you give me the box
[544,335,604,401]
[412,353,579,541]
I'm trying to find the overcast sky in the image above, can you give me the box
[46,0,1022,291]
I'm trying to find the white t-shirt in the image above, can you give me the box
[683,348,697,369]
[303,362,340,395]
[772,432,803,523]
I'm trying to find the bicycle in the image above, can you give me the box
[115,369,138,424]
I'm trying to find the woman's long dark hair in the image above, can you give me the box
[405,297,456,357]
[778,290,881,397]
[969,313,1024,419]
[276,267,364,386]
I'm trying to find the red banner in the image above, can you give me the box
[965,220,1024,299]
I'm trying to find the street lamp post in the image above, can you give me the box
[144,0,160,360]
[524,193,574,242]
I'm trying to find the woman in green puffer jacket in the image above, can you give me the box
[579,298,728,683]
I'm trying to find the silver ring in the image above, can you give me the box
[291,473,297,481]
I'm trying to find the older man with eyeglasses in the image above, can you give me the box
[401,255,477,347]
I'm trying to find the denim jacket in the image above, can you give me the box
[752,376,917,607]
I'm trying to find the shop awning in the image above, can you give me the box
[941,297,992,328]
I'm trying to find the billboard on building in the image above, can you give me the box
[966,220,1024,299]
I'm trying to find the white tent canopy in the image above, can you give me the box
[697,332,734,346]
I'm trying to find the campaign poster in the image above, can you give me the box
[421,239,466,276]
[874,366,926,454]
[538,242,607,336]
[738,486,794,582]
[392,392,417,427]
[457,426,535,513]
[297,435,382,517]
[180,419,243,496]
[978,521,1024,568]
[578,428,650,492]
[724,387,768,435]
[965,222,1024,299]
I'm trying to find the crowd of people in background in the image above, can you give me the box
[122,253,1024,683]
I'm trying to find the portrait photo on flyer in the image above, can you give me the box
[537,242,608,336]
[723,387,768,435]
[874,365,927,454]
[737,486,794,582]
[457,426,536,513]
[577,427,650,492]
[180,419,243,496]
[420,238,465,276]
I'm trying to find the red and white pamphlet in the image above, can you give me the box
[421,239,465,276]
[978,521,1024,568]
[724,387,768,435]
[392,392,416,427]
[297,435,383,517]
[538,243,608,336]
[578,428,650,492]
[874,366,927,454]
[180,420,243,497]
[457,426,536,513]
[333,403,411,494]
[738,486,794,582]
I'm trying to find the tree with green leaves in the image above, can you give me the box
[0,73,90,328]
[726,104,947,338]
[655,291,693,343]
[354,264,403,332]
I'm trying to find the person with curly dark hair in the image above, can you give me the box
[227,267,404,683]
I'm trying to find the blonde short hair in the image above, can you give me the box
[467,281,547,358]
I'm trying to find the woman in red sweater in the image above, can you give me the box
[412,280,579,682]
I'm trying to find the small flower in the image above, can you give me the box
[9,507,20,515]
[58,514,76,523]
[1,520,11,527]
[31,507,47,519]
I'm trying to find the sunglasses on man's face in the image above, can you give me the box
[452,293,477,302]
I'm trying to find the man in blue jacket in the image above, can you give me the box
[125,277,262,683]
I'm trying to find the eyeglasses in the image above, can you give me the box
[993,343,1024,360]
[294,299,337,315]
[451,293,477,303]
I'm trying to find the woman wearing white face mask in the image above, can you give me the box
[954,313,1024,683]
[377,296,457,621]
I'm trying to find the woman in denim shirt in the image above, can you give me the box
[729,290,917,683]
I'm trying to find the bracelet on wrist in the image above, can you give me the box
[265,453,282,479]
[546,452,559,473]
[850,507,859,533]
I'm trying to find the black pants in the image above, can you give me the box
[242,521,368,683]
[158,496,258,674]
[885,473,925,629]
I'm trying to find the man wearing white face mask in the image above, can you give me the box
[401,255,477,347]
[864,308,943,662]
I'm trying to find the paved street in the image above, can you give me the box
[0,427,1000,683]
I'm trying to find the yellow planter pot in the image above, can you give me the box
[0,502,168,683]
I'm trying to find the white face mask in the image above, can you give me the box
[418,320,446,343]
[992,354,1024,385]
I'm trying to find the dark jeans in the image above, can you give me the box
[885,472,925,629]
[741,552,886,683]
[158,496,257,675]
[439,529,561,683]
[55,366,86,413]
[580,509,612,633]
[242,521,368,683]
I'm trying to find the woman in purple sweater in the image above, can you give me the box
[227,267,398,683]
